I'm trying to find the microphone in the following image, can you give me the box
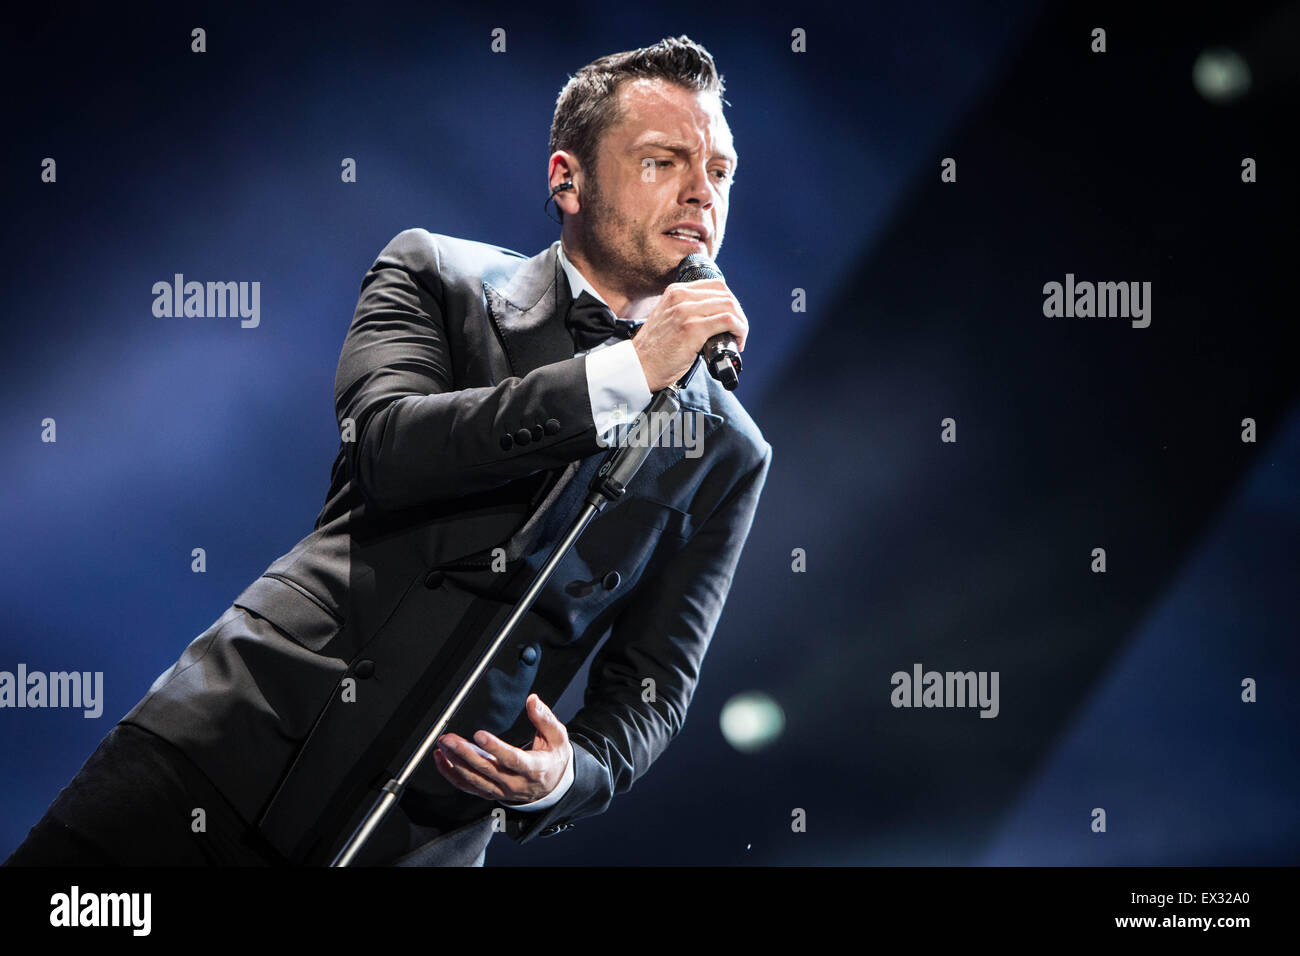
[676,253,742,391]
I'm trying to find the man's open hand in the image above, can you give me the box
[433,693,573,805]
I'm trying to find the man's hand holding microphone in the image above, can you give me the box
[632,256,748,392]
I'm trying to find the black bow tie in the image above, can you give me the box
[565,290,643,352]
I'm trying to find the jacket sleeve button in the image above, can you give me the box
[543,418,561,435]
[530,423,544,442]
[500,434,514,450]
[514,427,533,446]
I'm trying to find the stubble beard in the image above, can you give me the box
[580,174,678,301]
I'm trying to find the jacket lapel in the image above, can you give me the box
[483,241,574,381]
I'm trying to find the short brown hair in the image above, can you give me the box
[549,35,727,221]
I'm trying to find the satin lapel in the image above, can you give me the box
[483,240,574,381]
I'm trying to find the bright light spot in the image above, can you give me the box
[720,691,785,753]
[1193,48,1251,103]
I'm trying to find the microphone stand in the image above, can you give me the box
[330,355,705,867]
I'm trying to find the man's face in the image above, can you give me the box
[576,78,737,299]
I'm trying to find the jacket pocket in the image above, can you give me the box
[605,494,694,539]
[232,573,347,655]
[255,571,550,864]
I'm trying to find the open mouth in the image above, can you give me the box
[663,229,706,249]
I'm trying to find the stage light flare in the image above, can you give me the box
[720,691,785,752]
[1193,48,1251,103]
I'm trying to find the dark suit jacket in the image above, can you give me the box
[123,229,772,865]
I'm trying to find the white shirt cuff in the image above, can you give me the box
[585,339,653,445]
[502,745,575,812]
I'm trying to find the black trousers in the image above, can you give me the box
[4,721,491,867]
[3,722,287,866]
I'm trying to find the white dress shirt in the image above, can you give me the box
[560,242,654,446]
[498,242,654,814]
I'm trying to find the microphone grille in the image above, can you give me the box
[676,253,722,283]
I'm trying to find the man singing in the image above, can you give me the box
[6,34,771,867]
